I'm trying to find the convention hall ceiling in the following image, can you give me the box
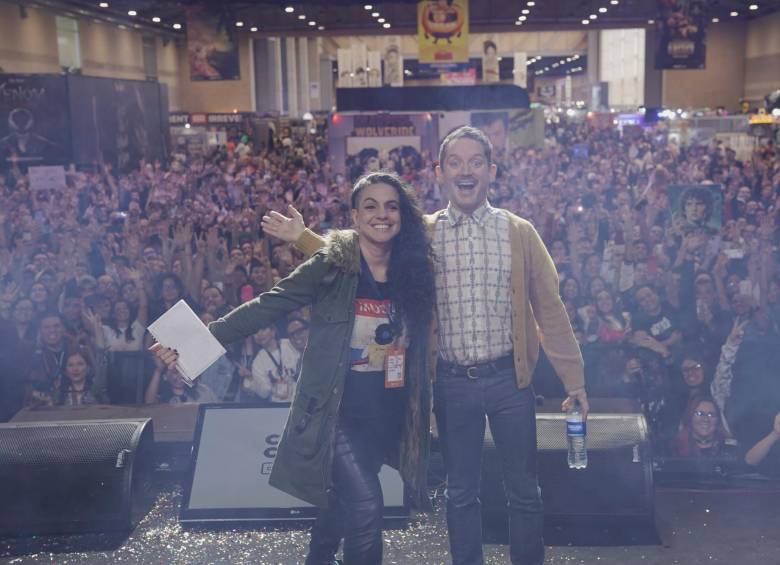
[29,0,780,37]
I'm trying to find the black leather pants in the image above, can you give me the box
[306,418,384,565]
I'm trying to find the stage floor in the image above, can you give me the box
[1,478,779,565]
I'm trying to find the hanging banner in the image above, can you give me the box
[655,0,706,69]
[337,48,353,88]
[186,6,240,80]
[351,43,369,87]
[417,0,469,64]
[441,68,476,85]
[0,75,71,167]
[367,51,383,87]
[383,37,404,87]
[513,52,527,88]
[481,40,499,83]
[565,75,572,106]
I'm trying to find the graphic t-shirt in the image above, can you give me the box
[340,270,407,424]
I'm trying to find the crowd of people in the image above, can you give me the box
[0,114,778,477]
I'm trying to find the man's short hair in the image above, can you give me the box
[438,125,493,166]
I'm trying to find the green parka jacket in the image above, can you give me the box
[208,230,431,508]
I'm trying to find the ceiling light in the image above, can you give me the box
[599,7,607,13]
[519,15,527,21]
[364,4,373,9]
[712,17,719,22]
[522,9,529,14]
[515,20,522,25]
[172,23,181,29]
[730,11,738,16]
[544,67,549,71]
[235,21,244,27]
[298,14,306,20]
[378,17,385,22]
[127,9,136,16]
[527,1,535,5]
[318,25,325,30]
[285,6,294,13]
[590,14,597,19]
[308,21,316,26]
[98,2,108,7]
[648,18,655,23]
[582,19,590,24]
[749,4,758,10]
[383,22,391,28]
[250,26,258,32]
[372,12,380,17]
[610,0,619,4]
[152,16,160,22]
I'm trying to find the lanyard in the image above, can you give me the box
[263,346,284,377]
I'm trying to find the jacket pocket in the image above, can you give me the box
[287,391,328,458]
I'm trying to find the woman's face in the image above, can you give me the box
[30,283,48,303]
[589,277,606,297]
[351,182,402,247]
[563,278,579,299]
[161,277,180,302]
[596,290,613,314]
[691,400,718,441]
[65,354,88,383]
[122,282,139,303]
[681,359,705,388]
[114,301,130,324]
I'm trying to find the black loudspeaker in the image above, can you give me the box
[481,412,653,525]
[0,419,154,535]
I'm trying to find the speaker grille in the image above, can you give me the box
[0,422,141,466]
[484,414,648,451]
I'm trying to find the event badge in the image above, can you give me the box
[384,346,406,388]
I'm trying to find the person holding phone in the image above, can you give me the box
[152,172,435,565]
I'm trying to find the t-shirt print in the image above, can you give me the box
[350,297,392,372]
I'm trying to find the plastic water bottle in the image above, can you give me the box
[566,400,588,469]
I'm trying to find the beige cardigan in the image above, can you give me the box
[295,208,585,394]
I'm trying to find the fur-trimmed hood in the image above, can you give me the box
[321,229,361,275]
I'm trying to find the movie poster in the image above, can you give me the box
[668,184,722,233]
[513,52,528,88]
[383,37,404,87]
[0,75,71,167]
[417,0,469,64]
[187,6,241,81]
[656,0,707,69]
[481,40,499,83]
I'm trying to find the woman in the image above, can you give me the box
[669,396,736,459]
[594,290,630,344]
[58,350,104,407]
[152,172,435,565]
[98,296,148,352]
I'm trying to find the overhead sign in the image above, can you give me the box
[417,0,469,65]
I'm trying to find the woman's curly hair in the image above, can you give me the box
[351,172,435,340]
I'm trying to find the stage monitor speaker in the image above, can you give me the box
[481,412,653,525]
[180,404,407,524]
[0,418,154,535]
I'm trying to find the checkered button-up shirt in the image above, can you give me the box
[433,202,513,365]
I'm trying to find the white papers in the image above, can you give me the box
[147,300,226,387]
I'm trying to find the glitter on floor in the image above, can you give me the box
[1,480,779,565]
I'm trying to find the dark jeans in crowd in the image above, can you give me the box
[434,362,544,565]
[306,417,385,565]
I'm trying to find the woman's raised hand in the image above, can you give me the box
[149,342,179,372]
[261,205,306,244]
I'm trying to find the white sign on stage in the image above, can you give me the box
[180,404,407,523]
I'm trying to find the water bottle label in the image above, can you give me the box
[566,420,586,436]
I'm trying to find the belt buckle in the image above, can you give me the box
[466,366,479,380]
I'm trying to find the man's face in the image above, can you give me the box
[39,316,64,348]
[203,287,225,312]
[251,265,268,287]
[635,287,660,315]
[62,297,83,322]
[684,197,707,223]
[436,137,496,215]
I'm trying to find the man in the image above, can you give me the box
[263,126,587,565]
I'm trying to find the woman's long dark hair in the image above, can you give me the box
[351,172,435,340]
